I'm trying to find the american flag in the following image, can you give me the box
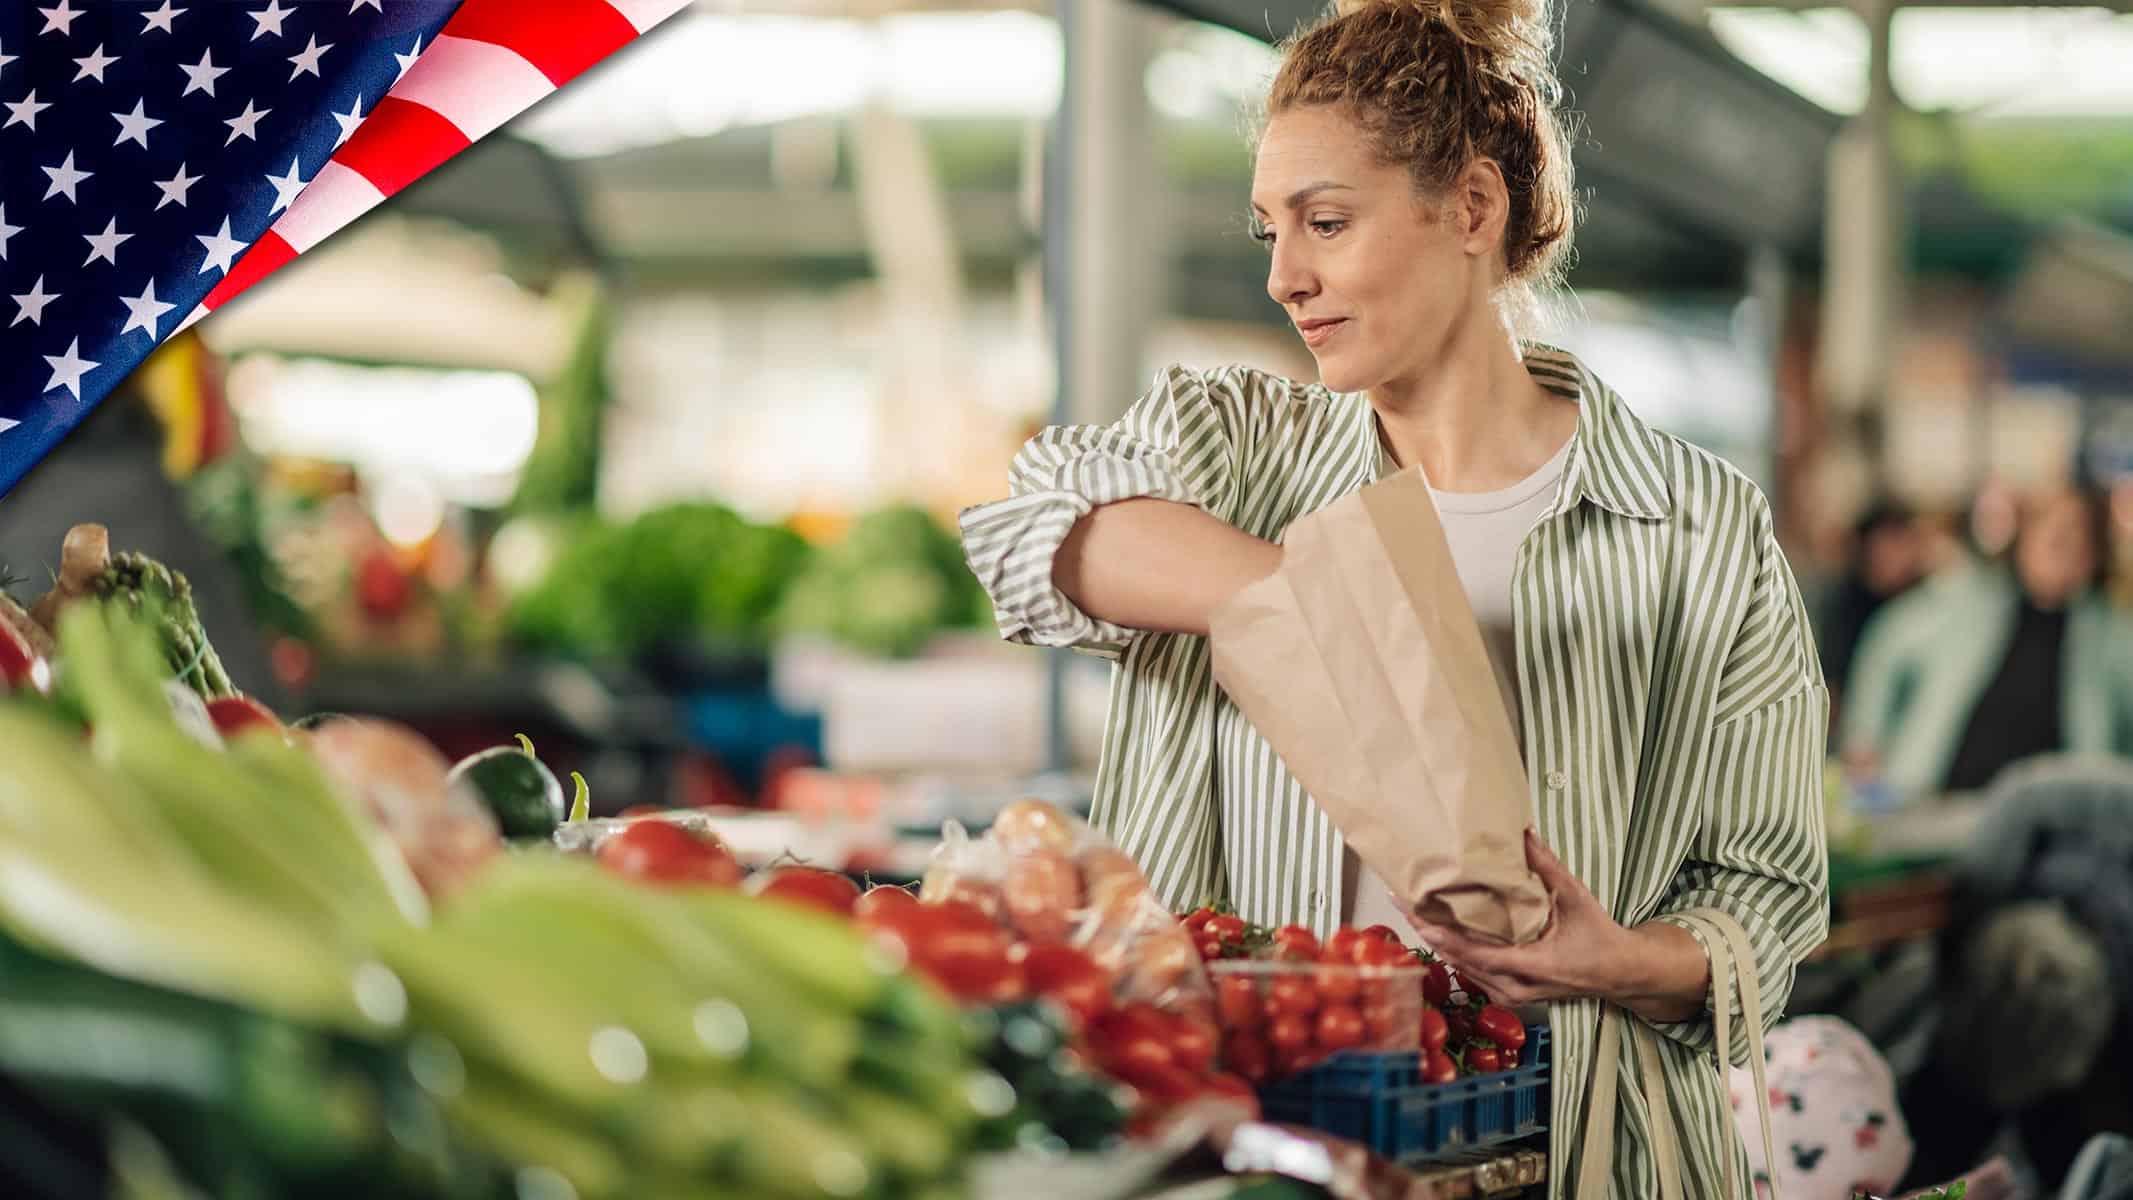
[0,0,689,497]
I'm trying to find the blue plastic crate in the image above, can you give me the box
[1258,1025,1551,1163]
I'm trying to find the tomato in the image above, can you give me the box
[1183,907,1217,936]
[1023,943,1113,1028]
[1266,976,1318,1019]
[1120,1062,1203,1105]
[1092,1004,1173,1050]
[1422,1049,1459,1085]
[1266,1013,1311,1053]
[1215,974,1261,1029]
[1467,1044,1502,1074]
[858,898,1022,1004]
[1418,1006,1450,1053]
[1501,1045,1522,1069]
[0,623,50,696]
[1205,914,1246,946]
[1100,1033,1174,1079]
[1353,936,1411,968]
[597,821,745,888]
[1422,961,1454,1007]
[746,866,861,915]
[1445,1005,1477,1047]
[1270,924,1320,962]
[853,885,920,921]
[1316,964,1361,1003]
[1197,936,1226,962]
[355,549,412,621]
[1362,999,1405,1043]
[1314,1004,1365,1053]
[1476,1004,1527,1051]
[1200,1073,1261,1120]
[205,694,281,737]
[1362,924,1403,945]
[1224,1032,1272,1084]
[1169,1017,1218,1075]
[1324,927,1370,963]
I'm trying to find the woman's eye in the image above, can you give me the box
[1250,227,1275,247]
[1309,219,1346,237]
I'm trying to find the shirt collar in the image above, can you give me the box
[1356,342,1674,523]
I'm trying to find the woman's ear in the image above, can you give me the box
[1455,158,1511,261]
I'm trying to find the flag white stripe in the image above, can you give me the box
[608,0,694,34]
[388,34,553,141]
[272,162,385,254]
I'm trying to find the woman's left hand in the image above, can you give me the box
[1408,829,1635,1007]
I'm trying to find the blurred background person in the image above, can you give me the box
[1842,483,2133,800]
[1819,497,1931,734]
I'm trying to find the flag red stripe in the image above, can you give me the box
[202,231,297,310]
[441,0,639,85]
[334,96,474,197]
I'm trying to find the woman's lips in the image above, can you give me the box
[1298,319,1348,348]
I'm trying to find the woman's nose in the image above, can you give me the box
[1266,242,1317,307]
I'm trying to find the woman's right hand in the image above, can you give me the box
[1053,499,1282,638]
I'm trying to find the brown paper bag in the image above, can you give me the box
[1208,467,1549,944]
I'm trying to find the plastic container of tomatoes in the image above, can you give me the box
[1206,960,1426,1078]
[1256,1024,1552,1164]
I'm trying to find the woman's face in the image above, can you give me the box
[1251,105,1497,394]
[2015,490,2097,609]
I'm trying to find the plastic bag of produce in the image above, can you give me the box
[302,719,502,899]
[921,800,1215,1030]
[1208,470,1548,945]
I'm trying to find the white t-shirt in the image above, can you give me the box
[1344,433,1573,937]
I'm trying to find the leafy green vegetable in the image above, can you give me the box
[775,505,991,659]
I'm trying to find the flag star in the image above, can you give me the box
[0,205,19,259]
[119,280,176,339]
[331,94,364,148]
[394,37,423,82]
[11,276,57,327]
[265,157,308,214]
[38,1,82,38]
[0,40,17,74]
[83,217,132,267]
[223,99,269,145]
[142,2,186,34]
[154,162,201,209]
[111,99,162,149]
[196,218,245,276]
[178,49,228,97]
[41,150,90,202]
[288,35,332,81]
[249,1,294,40]
[4,89,51,131]
[351,0,383,10]
[43,339,99,401]
[72,43,119,83]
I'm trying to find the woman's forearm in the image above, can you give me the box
[1053,498,1281,637]
[1610,922,1713,1024]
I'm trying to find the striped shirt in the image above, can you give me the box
[958,344,1830,1199]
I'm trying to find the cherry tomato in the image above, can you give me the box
[1116,1061,1202,1105]
[858,898,1022,1004]
[597,821,745,888]
[1468,1044,1503,1074]
[1216,974,1262,1029]
[1101,1034,1174,1079]
[1324,927,1369,963]
[1422,1049,1459,1084]
[1200,1073,1262,1120]
[1183,907,1218,936]
[1023,943,1113,1028]
[1169,1016,1218,1075]
[1476,1004,1528,1051]
[1315,1004,1365,1053]
[1501,1045,1522,1069]
[1353,937,1411,968]
[1422,961,1454,1007]
[1316,964,1361,1003]
[1092,1004,1174,1050]
[746,866,861,915]
[204,694,281,738]
[1224,1032,1273,1084]
[1362,924,1403,945]
[1205,914,1247,946]
[852,885,920,921]
[1270,924,1321,962]
[1419,1006,1450,1053]
[1197,936,1226,961]
[1266,976,1318,1019]
[1266,1013,1311,1053]
[1362,999,1406,1043]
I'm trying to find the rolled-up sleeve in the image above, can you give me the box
[1647,503,1832,1064]
[958,365,1243,659]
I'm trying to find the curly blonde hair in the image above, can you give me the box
[1265,0,1578,304]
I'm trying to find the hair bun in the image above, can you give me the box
[1330,0,1554,89]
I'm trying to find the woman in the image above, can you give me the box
[959,0,1828,1194]
[1844,484,2133,799]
